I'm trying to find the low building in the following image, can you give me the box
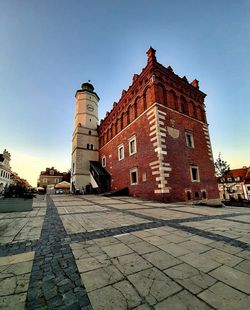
[0,149,12,194]
[37,167,70,191]
[218,166,250,200]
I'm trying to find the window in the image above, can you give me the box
[130,168,138,185]
[185,131,194,148]
[55,178,59,183]
[190,166,200,182]
[129,136,137,155]
[89,130,91,135]
[102,156,106,167]
[186,191,192,200]
[73,163,75,173]
[87,144,90,149]
[91,144,94,150]
[43,178,47,183]
[118,144,124,160]
[194,191,199,199]
[202,191,207,199]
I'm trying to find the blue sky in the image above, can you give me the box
[0,0,249,186]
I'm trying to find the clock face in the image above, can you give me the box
[87,104,94,112]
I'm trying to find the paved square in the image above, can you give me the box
[0,194,250,309]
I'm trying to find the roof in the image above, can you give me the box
[226,168,248,179]
[218,167,250,183]
[90,161,110,177]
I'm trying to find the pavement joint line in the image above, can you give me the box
[1,195,249,309]
[1,203,249,258]
[25,195,92,309]
[220,218,250,225]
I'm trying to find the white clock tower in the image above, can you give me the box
[71,82,99,191]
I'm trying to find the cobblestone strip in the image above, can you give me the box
[25,196,92,309]
[69,219,249,251]
[71,197,250,250]
[0,239,38,257]
[82,196,250,225]
[167,222,250,250]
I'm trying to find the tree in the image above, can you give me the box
[214,153,231,200]
[214,153,230,177]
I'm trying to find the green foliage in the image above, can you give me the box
[214,153,230,177]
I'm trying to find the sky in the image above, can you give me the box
[0,0,249,187]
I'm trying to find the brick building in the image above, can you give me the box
[72,47,220,203]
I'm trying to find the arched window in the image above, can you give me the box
[120,113,124,130]
[187,191,192,200]
[127,106,131,125]
[144,87,151,110]
[134,99,138,119]
[180,96,188,114]
[87,144,90,149]
[90,144,93,150]
[202,191,207,199]
[156,84,166,105]
[89,130,91,135]
[168,90,177,110]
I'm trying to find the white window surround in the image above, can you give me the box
[185,131,194,148]
[102,155,106,167]
[129,136,137,156]
[190,166,200,182]
[130,168,138,185]
[118,144,124,161]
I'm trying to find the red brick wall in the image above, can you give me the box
[98,48,219,202]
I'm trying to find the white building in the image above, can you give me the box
[0,149,12,194]
[71,82,99,192]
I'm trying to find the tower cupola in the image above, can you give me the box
[81,82,94,92]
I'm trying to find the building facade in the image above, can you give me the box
[218,167,250,200]
[71,82,99,192]
[38,167,70,190]
[72,48,220,203]
[0,149,12,193]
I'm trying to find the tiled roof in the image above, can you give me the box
[225,168,248,179]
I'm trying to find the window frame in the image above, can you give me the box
[129,135,137,156]
[102,155,106,168]
[190,166,200,182]
[118,144,124,161]
[185,131,194,148]
[130,168,138,185]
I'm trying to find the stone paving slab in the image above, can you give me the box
[0,194,250,309]
[0,251,35,309]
